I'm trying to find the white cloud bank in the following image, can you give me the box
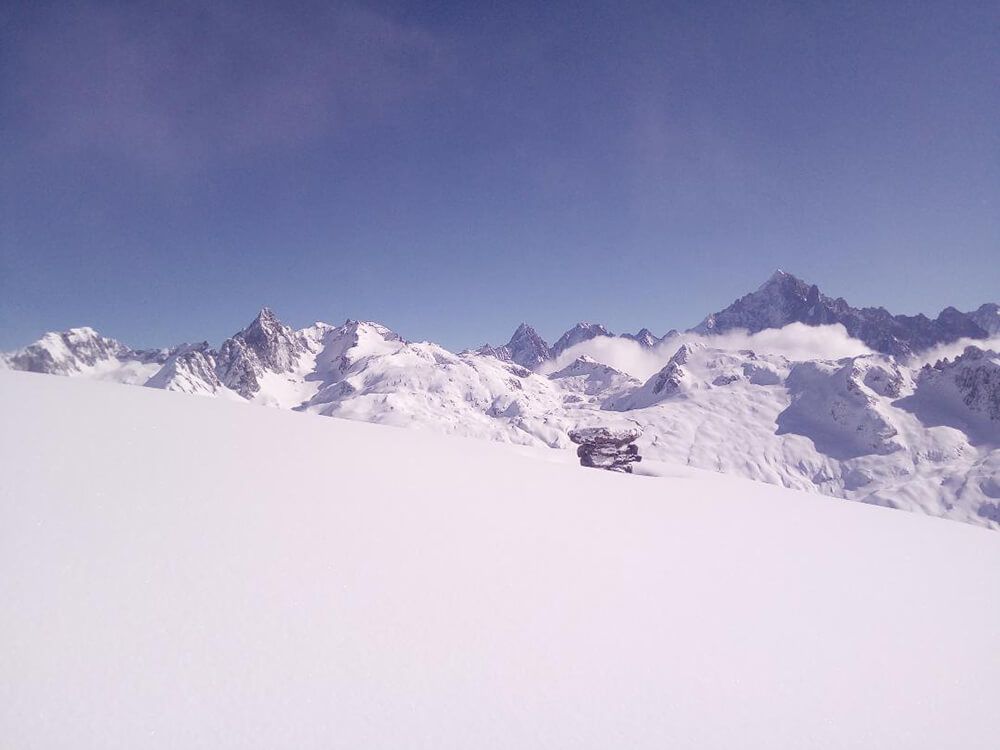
[540,323,874,380]
[909,336,1000,368]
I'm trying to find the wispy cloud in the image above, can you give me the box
[908,336,1000,367]
[540,323,874,380]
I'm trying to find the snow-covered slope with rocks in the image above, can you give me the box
[3,370,999,750]
[0,326,169,383]
[3,273,998,528]
[476,322,553,368]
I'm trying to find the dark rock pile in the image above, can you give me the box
[568,426,643,473]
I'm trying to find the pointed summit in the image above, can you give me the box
[620,328,659,348]
[502,323,552,369]
[757,268,795,291]
[692,271,989,355]
[253,306,278,324]
[216,307,306,398]
[475,323,552,369]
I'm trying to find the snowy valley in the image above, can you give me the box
[3,271,999,528]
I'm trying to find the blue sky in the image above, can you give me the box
[1,0,997,351]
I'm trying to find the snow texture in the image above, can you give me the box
[1,370,999,749]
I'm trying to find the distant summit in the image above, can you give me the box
[477,323,553,369]
[693,269,991,356]
[552,322,612,356]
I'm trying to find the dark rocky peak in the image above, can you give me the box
[694,269,990,356]
[620,328,659,348]
[228,307,305,373]
[552,322,612,356]
[214,308,307,398]
[969,303,1000,335]
[483,323,552,369]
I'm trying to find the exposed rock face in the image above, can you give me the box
[144,343,223,395]
[552,322,612,356]
[614,343,702,410]
[900,347,1000,442]
[950,348,1000,421]
[620,328,659,348]
[969,304,1000,336]
[569,426,643,473]
[216,308,306,398]
[3,327,132,375]
[694,270,990,356]
[0,326,172,384]
[479,323,552,369]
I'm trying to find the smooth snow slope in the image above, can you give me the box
[1,370,999,750]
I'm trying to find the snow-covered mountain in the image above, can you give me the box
[970,302,1000,335]
[552,322,612,355]
[619,327,662,348]
[476,322,553,368]
[694,269,992,355]
[6,370,999,749]
[3,273,998,528]
[0,326,169,382]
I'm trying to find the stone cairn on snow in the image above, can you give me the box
[568,426,643,474]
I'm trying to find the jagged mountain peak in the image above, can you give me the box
[757,268,794,290]
[477,323,552,370]
[254,306,278,323]
[695,271,990,356]
[620,327,659,348]
[216,307,306,398]
[969,303,1000,335]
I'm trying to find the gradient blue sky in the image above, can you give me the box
[2,0,997,351]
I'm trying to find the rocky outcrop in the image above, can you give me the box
[613,343,701,410]
[568,426,642,473]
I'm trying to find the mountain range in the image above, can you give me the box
[3,270,998,528]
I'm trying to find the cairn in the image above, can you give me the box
[568,426,643,473]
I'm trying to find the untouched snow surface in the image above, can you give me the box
[2,370,999,749]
